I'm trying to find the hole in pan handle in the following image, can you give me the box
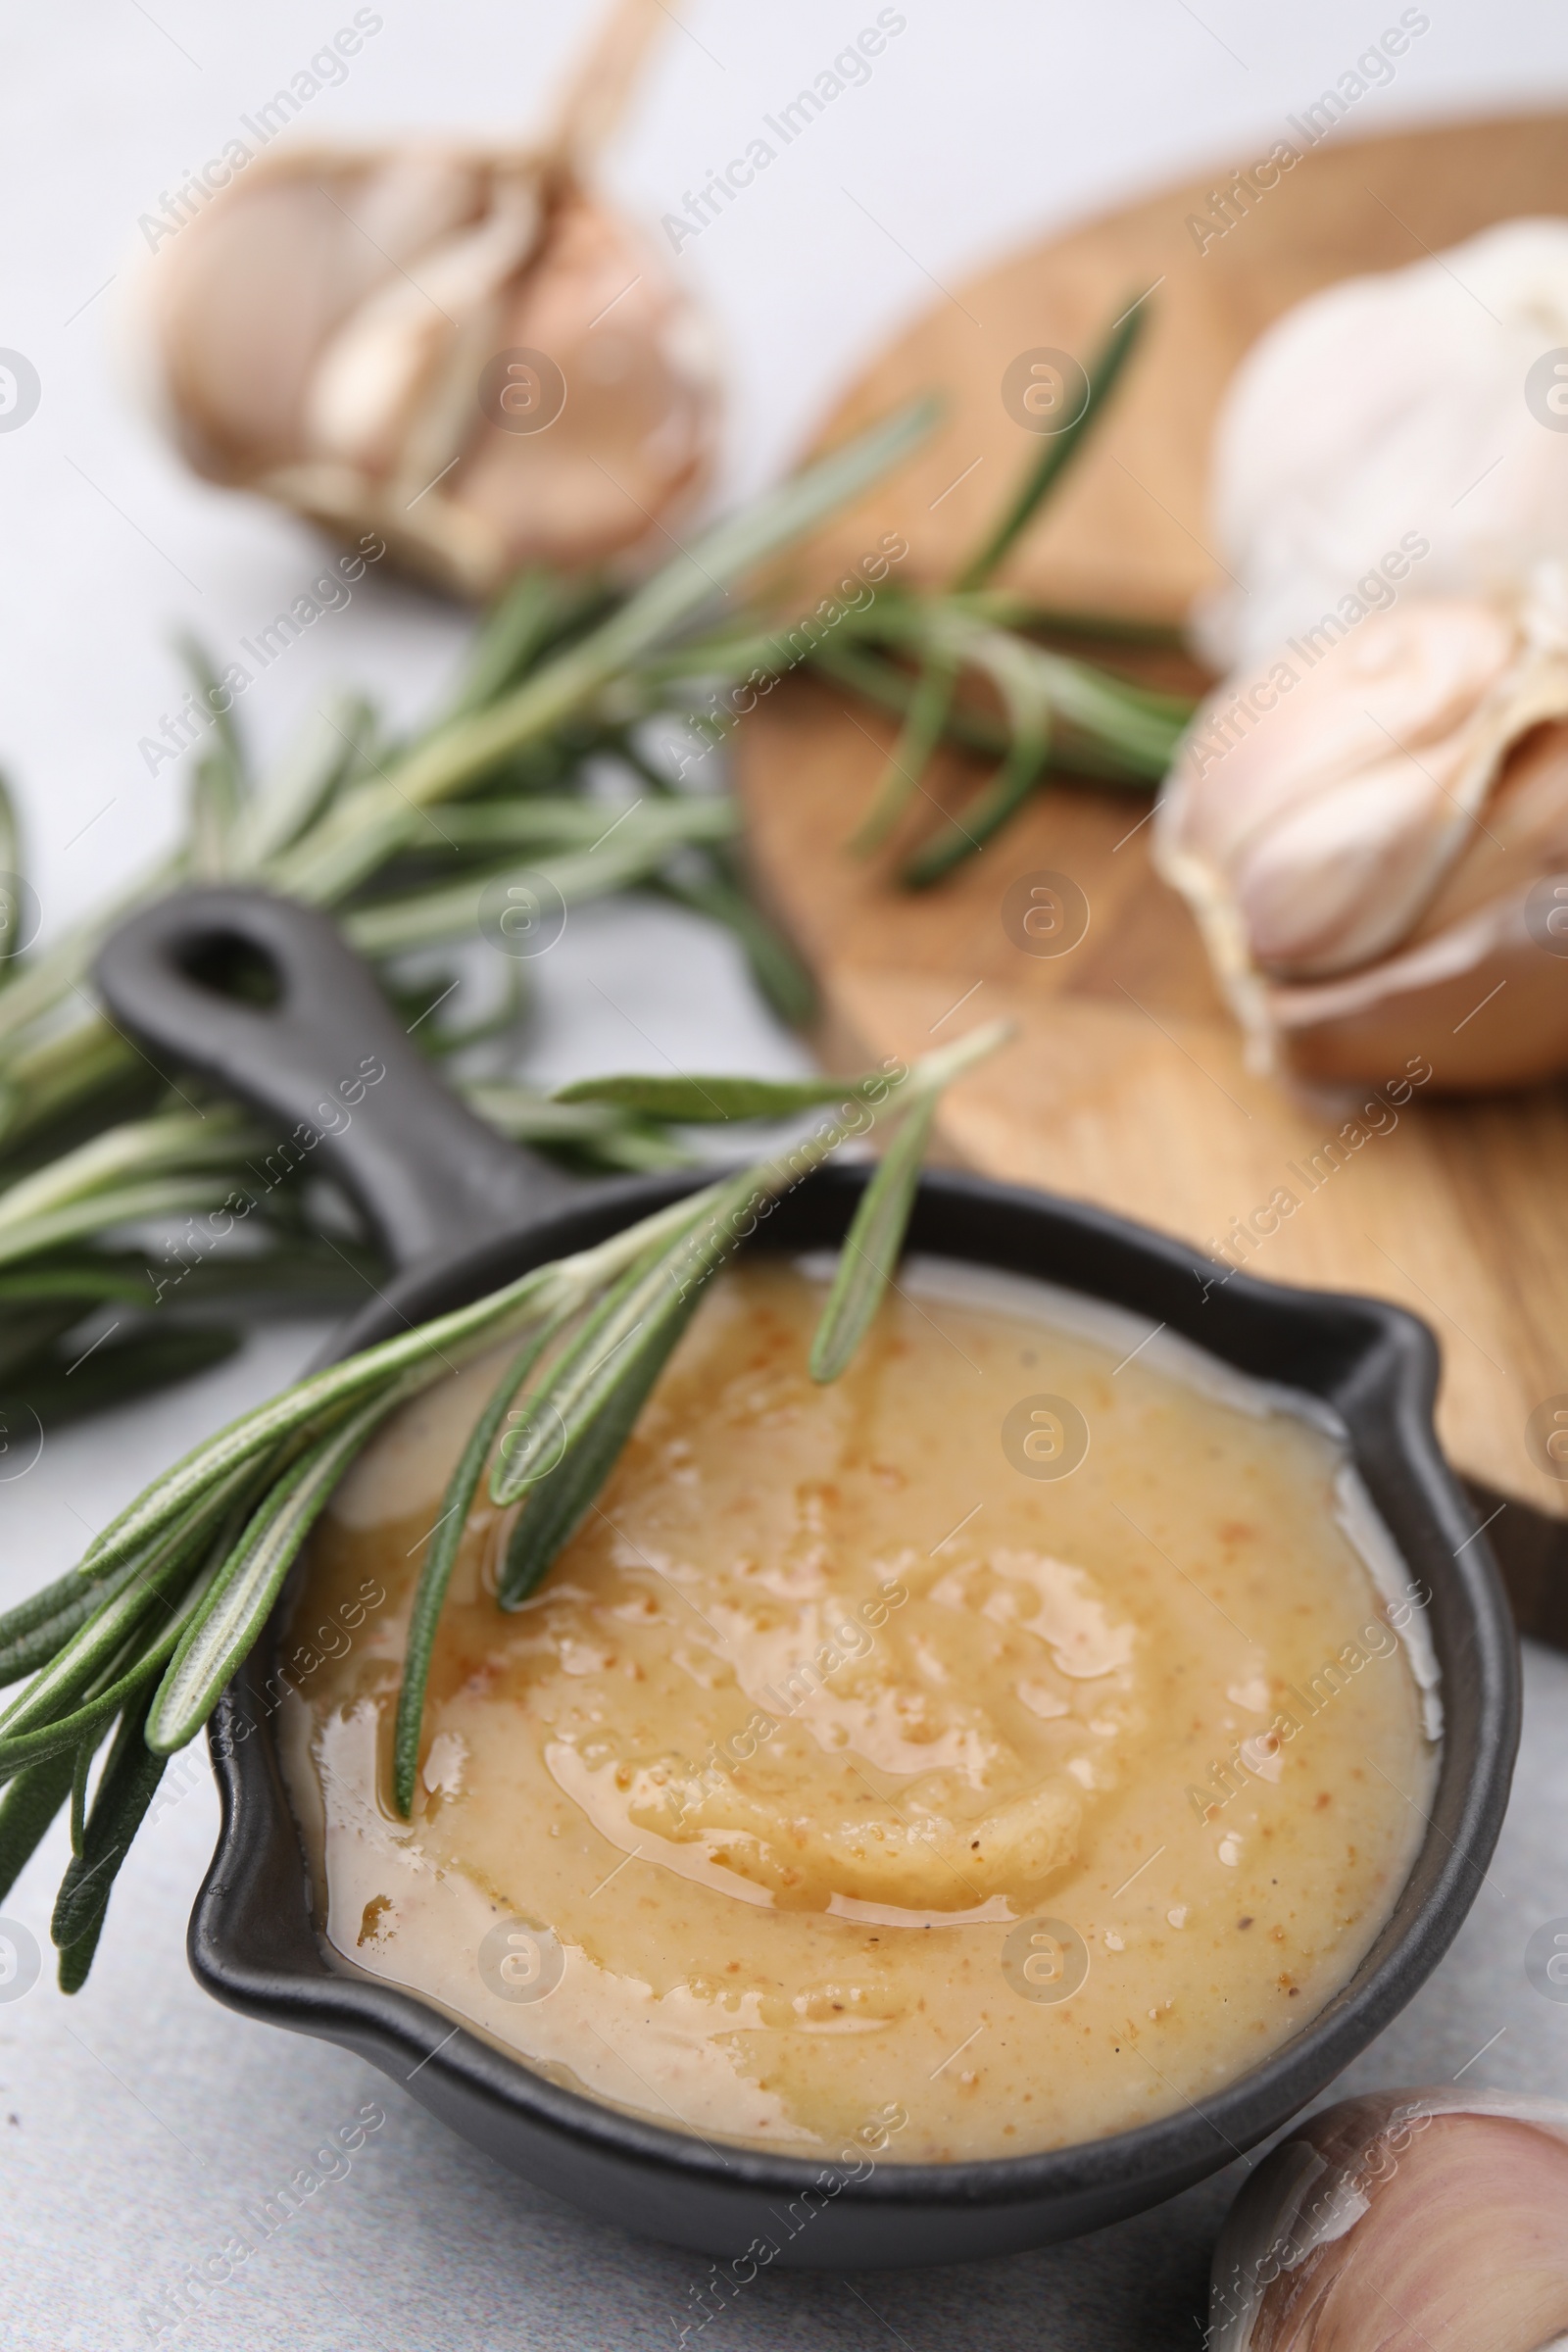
[93,885,576,1272]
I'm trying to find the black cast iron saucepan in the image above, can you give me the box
[93,885,1520,2272]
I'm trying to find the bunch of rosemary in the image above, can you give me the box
[0,410,927,1425]
[0,302,1187,1428]
[0,1022,1006,1989]
[693,305,1193,884]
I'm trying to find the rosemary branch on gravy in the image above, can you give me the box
[0,1022,1008,1989]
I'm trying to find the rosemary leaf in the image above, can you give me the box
[808,1094,939,1381]
[392,1308,576,1815]
[978,597,1190,649]
[175,634,247,789]
[0,1746,74,1907]
[486,1105,927,1592]
[0,1178,239,1271]
[53,1690,169,1990]
[181,634,249,885]
[811,639,999,753]
[1006,641,1185,773]
[70,1194,717,1590]
[492,1249,723,1606]
[69,1730,96,1854]
[0,1542,224,1785]
[901,710,1052,887]
[555,1126,695,1177]
[0,1264,155,1308]
[808,1018,1013,1371]
[0,1547,172,1652]
[458,1082,695,1171]
[443,568,563,718]
[54,1901,106,1995]
[898,624,1054,884]
[146,1382,415,1753]
[341,799,737,960]
[0,1565,99,1652]
[496,1359,669,1610]
[553,1072,868,1121]
[398,798,667,853]
[956,301,1148,591]
[0,1461,258,1742]
[0,1109,264,1229]
[230,691,374,871]
[0,1572,137,1690]
[190,749,236,883]
[440,569,613,721]
[487,1224,710,1507]
[849,654,959,854]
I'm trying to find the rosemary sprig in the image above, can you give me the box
[0,1021,1008,1985]
[0,409,950,1419]
[0,403,938,1173]
[858,293,1189,877]
[744,299,1189,883]
[392,1019,1006,1810]
[0,341,1187,1425]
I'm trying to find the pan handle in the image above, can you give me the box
[94,886,576,1272]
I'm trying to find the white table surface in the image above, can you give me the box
[4,4,1568,2343]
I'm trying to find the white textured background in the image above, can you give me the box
[4,4,1568,2345]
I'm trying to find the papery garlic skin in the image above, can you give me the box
[145,144,718,598]
[1155,579,1568,1089]
[1208,2087,1568,2351]
[1196,219,1568,674]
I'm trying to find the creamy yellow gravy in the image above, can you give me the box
[278,1255,1440,2165]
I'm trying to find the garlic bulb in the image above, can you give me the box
[1195,218,1568,673]
[1208,2086,1568,2349]
[1155,574,1568,1089]
[142,0,718,598]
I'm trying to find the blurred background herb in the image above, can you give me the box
[0,308,1185,1433]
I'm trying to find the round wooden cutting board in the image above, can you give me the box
[732,110,1568,1626]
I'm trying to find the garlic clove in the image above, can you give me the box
[1195,218,1568,674]
[1159,598,1554,978]
[1263,878,1568,1091]
[446,187,717,577]
[140,0,717,597]
[154,149,486,484]
[1209,2087,1568,2350]
[303,168,543,477]
[1156,581,1568,1086]
[1411,717,1568,938]
[1195,601,1518,889]
[1225,749,1463,977]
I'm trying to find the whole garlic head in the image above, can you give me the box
[1196,218,1568,673]
[142,4,717,597]
[1209,2086,1568,2349]
[1155,575,1568,1090]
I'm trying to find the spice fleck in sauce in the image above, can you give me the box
[279,1256,1439,2162]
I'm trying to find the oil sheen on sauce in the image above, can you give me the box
[278,1255,1440,2165]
